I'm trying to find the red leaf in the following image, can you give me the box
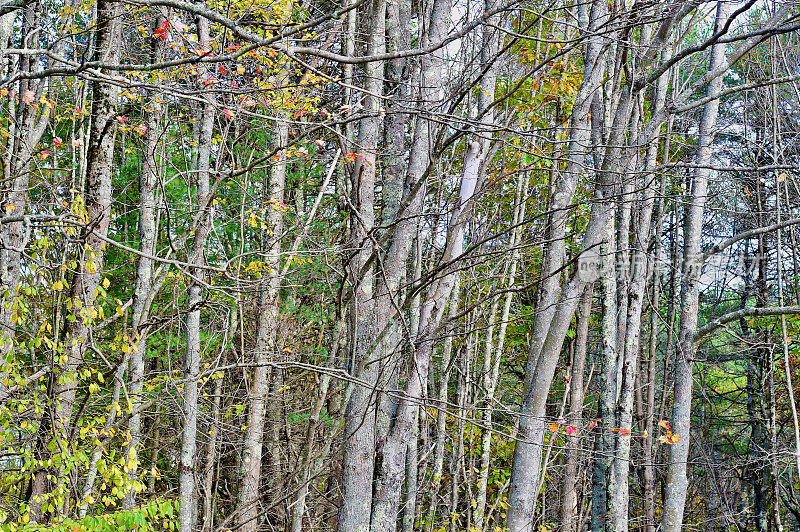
[53,136,63,147]
[565,425,577,436]
[153,20,171,40]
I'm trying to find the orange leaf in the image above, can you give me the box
[548,423,559,433]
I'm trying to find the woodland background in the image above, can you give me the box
[3,0,800,530]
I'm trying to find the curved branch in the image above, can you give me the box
[695,306,800,342]
[703,217,800,260]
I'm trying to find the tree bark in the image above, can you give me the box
[236,119,289,532]
[661,3,731,530]
[560,283,593,532]
[179,13,215,531]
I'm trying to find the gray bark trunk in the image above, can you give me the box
[560,283,593,532]
[236,119,289,532]
[608,41,671,530]
[180,14,215,531]
[338,0,386,529]
[661,3,731,530]
[124,18,165,507]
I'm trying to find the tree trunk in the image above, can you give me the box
[179,14,215,531]
[236,119,289,532]
[661,3,731,530]
[561,283,593,532]
[338,0,385,529]
[27,0,122,518]
[124,16,165,507]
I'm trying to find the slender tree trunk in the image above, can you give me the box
[236,119,289,532]
[592,211,618,532]
[124,17,165,507]
[426,279,460,532]
[338,0,385,529]
[180,14,215,531]
[661,3,731,530]
[561,283,593,532]
[475,171,528,531]
[608,40,671,529]
[202,346,225,531]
